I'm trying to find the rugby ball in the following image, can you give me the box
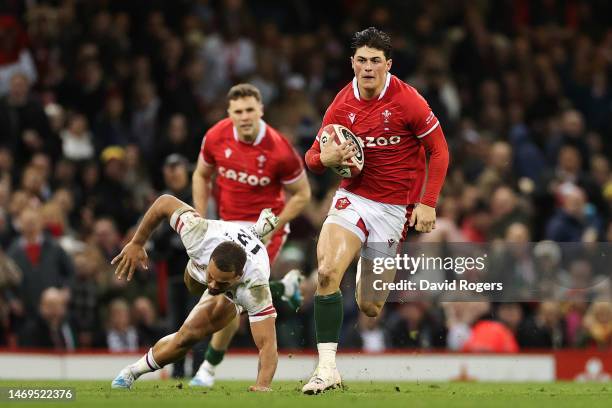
[319,124,364,178]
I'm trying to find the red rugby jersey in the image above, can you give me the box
[308,74,444,205]
[201,118,304,221]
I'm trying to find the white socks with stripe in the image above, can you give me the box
[130,348,161,378]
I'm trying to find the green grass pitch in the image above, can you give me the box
[0,380,610,408]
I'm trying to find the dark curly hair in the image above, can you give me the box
[351,27,392,59]
[210,241,247,276]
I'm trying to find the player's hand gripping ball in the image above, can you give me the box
[320,124,364,178]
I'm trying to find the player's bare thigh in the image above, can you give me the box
[316,222,362,295]
[182,293,238,337]
[185,264,238,350]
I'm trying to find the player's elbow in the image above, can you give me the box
[158,193,174,203]
[154,194,177,215]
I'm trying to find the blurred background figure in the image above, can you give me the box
[0,248,22,346]
[579,301,612,349]
[343,313,388,353]
[0,73,52,169]
[386,303,446,349]
[103,298,138,352]
[131,296,166,349]
[516,301,566,349]
[69,247,103,348]
[0,16,37,95]
[18,286,75,350]
[7,206,74,317]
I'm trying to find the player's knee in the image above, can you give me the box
[317,263,340,290]
[358,300,382,318]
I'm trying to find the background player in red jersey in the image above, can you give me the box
[302,27,450,394]
[190,84,311,387]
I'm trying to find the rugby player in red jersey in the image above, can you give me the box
[302,27,449,393]
[190,84,311,387]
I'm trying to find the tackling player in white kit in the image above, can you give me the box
[110,194,280,391]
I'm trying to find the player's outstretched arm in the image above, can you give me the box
[192,155,215,216]
[112,194,194,281]
[411,125,449,233]
[249,315,278,391]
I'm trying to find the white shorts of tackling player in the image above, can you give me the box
[324,188,410,259]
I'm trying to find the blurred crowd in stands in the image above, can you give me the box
[0,0,611,362]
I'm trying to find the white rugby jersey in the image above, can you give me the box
[169,207,276,322]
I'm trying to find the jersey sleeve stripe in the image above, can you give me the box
[281,170,305,185]
[172,208,198,232]
[416,121,440,139]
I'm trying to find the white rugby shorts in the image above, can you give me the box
[323,188,413,259]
